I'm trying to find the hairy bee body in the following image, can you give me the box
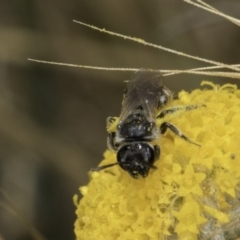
[92,70,202,178]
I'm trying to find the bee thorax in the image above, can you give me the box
[117,113,155,140]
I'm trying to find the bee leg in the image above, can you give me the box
[160,122,200,147]
[107,132,118,151]
[154,145,160,160]
[157,107,183,118]
[158,86,172,108]
[157,104,206,118]
[107,116,117,128]
[185,104,206,111]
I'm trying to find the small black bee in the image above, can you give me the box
[92,70,201,178]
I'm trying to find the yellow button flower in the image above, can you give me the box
[74,82,240,240]
[174,195,207,234]
[173,164,206,196]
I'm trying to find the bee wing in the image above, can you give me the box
[119,70,163,122]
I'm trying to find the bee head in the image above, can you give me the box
[117,142,158,178]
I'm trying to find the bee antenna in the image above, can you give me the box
[91,162,119,172]
[141,161,157,170]
[148,164,157,170]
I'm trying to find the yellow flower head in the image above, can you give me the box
[74,82,240,240]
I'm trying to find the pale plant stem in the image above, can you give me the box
[164,64,240,77]
[28,59,240,79]
[73,20,240,72]
[28,1,240,80]
[184,0,240,26]
[0,189,46,240]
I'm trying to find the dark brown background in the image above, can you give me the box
[0,1,240,239]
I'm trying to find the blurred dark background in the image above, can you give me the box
[0,0,240,239]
